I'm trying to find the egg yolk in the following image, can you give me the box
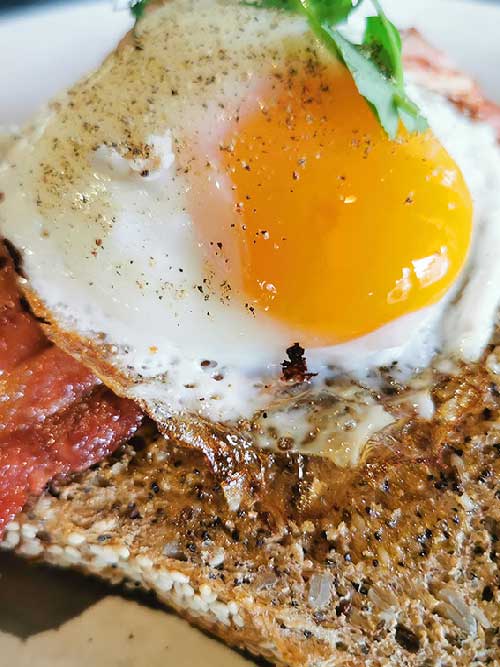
[193,66,473,347]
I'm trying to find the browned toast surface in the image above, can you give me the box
[3,354,500,666]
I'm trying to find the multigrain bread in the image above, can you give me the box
[3,354,500,667]
[2,5,500,667]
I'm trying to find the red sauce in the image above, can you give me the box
[0,245,143,533]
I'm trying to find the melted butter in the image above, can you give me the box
[250,386,395,467]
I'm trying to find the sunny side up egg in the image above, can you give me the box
[1,0,500,463]
[196,68,472,347]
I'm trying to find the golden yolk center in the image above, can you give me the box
[191,66,473,346]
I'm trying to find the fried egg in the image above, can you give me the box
[1,0,500,463]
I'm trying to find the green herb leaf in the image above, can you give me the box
[130,0,151,23]
[247,0,428,139]
[325,27,427,138]
[364,13,402,84]
[325,27,399,137]
[300,0,360,25]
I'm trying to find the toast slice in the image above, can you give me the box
[2,361,500,667]
[1,6,500,667]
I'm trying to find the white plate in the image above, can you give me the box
[0,1,499,666]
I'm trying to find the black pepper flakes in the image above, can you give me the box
[395,625,420,653]
[336,598,351,617]
[482,585,494,602]
[127,503,142,520]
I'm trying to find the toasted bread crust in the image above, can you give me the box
[2,352,500,666]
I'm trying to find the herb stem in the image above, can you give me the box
[393,92,420,116]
